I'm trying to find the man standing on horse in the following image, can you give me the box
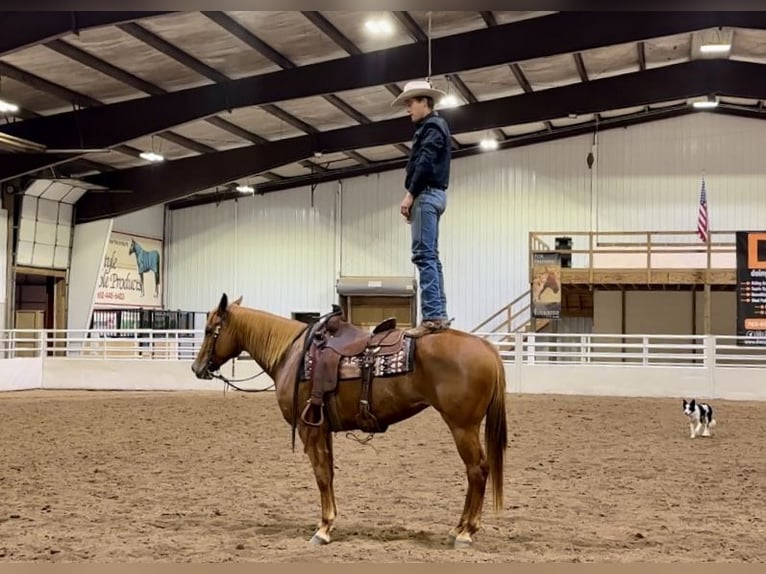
[391,79,453,338]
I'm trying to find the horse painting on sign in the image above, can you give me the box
[191,293,509,550]
[128,238,161,298]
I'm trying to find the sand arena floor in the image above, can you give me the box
[0,389,764,563]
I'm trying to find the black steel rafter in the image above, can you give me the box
[0,11,172,57]
[115,21,307,177]
[44,38,216,155]
[479,11,497,27]
[0,59,147,172]
[388,11,468,150]
[4,11,766,176]
[73,59,766,222]
[299,11,410,157]
[204,11,381,164]
[0,95,111,175]
[572,52,602,123]
[479,15,556,133]
[190,104,703,204]
[297,10,403,102]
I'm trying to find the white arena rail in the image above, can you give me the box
[1,329,766,400]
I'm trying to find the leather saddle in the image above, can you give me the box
[296,306,413,435]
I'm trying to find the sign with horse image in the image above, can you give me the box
[531,251,561,319]
[95,231,162,308]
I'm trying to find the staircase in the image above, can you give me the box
[471,234,555,339]
[470,289,551,339]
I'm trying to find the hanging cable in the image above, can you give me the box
[427,11,432,81]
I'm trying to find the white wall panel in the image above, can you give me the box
[167,183,337,317]
[340,173,414,277]
[596,113,766,239]
[112,204,165,239]
[166,200,237,312]
[233,183,337,318]
[166,113,766,333]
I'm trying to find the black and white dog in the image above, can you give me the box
[682,399,717,438]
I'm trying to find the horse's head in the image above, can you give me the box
[128,239,135,255]
[191,292,244,379]
[544,271,560,294]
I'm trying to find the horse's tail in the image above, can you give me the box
[485,344,508,513]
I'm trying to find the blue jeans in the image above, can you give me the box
[410,188,447,321]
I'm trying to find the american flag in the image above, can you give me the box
[697,176,709,243]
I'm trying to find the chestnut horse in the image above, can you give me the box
[191,293,508,549]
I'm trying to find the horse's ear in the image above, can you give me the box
[232,295,243,306]
[218,293,228,316]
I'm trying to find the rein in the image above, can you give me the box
[203,307,376,451]
[204,321,308,396]
[210,367,272,394]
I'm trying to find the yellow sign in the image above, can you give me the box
[95,231,162,308]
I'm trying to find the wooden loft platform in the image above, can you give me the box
[529,230,737,290]
[560,268,735,290]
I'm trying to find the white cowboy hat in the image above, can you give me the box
[390,79,447,107]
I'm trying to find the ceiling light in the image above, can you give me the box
[692,100,719,109]
[364,18,393,35]
[0,99,19,114]
[439,94,460,108]
[479,138,498,151]
[236,184,254,194]
[139,151,164,162]
[699,43,731,54]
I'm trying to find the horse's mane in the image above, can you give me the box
[230,306,305,373]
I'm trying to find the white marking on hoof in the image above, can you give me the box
[310,532,330,545]
[454,533,473,549]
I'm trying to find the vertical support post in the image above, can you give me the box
[703,233,712,334]
[704,335,716,398]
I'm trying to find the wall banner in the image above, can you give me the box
[736,231,766,346]
[95,231,162,308]
[531,251,561,320]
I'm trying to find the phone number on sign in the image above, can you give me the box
[96,291,125,300]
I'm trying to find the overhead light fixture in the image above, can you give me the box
[364,18,393,35]
[479,138,498,151]
[691,95,719,109]
[439,94,460,108]
[236,184,254,194]
[699,42,731,54]
[139,151,164,162]
[0,99,19,114]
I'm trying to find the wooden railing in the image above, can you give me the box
[471,290,534,335]
[472,230,737,338]
[527,230,736,283]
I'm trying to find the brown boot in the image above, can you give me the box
[404,319,451,338]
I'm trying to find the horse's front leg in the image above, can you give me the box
[299,421,337,545]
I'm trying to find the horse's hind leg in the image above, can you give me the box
[444,421,489,548]
[299,422,337,545]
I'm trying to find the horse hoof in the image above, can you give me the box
[310,533,330,546]
[453,536,473,549]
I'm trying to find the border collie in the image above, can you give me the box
[682,399,717,438]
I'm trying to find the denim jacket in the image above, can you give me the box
[404,111,451,197]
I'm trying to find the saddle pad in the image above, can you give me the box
[300,337,415,382]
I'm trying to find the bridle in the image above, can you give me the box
[202,322,272,394]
